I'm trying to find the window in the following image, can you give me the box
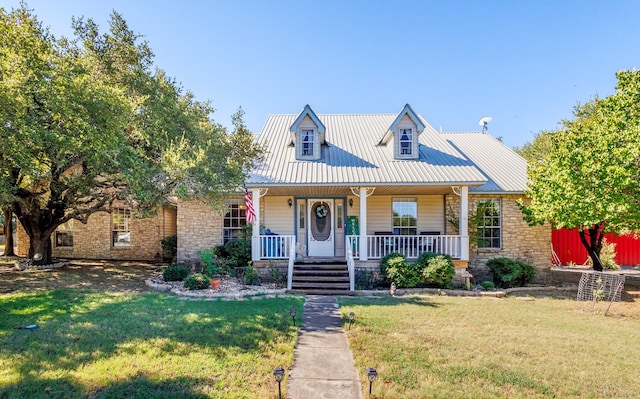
[223,202,247,244]
[300,129,315,157]
[399,128,413,156]
[112,208,131,247]
[55,221,74,247]
[299,203,305,229]
[477,199,501,249]
[337,202,343,229]
[392,198,417,235]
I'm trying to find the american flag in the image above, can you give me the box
[245,188,256,225]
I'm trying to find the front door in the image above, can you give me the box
[308,199,334,256]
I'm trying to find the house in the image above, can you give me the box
[15,203,177,261]
[177,104,550,289]
[16,104,550,292]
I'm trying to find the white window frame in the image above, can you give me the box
[392,198,418,235]
[398,128,413,157]
[55,220,74,248]
[300,128,315,158]
[223,200,247,244]
[477,199,501,249]
[112,208,131,248]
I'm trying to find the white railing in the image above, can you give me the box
[258,235,294,259]
[287,237,295,290]
[346,244,355,291]
[347,234,461,259]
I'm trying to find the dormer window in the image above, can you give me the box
[301,129,315,157]
[290,105,325,161]
[399,128,413,156]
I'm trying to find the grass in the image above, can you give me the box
[340,294,640,399]
[0,289,303,399]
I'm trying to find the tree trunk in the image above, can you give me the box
[13,207,54,265]
[2,209,16,257]
[578,223,605,272]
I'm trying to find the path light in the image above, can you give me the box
[273,367,285,399]
[348,311,355,330]
[366,367,378,396]
[289,307,296,326]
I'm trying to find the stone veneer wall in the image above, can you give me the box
[176,199,223,263]
[445,194,551,282]
[16,205,175,261]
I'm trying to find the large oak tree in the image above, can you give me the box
[0,6,262,264]
[519,69,640,271]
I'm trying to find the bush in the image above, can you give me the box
[243,266,260,285]
[586,237,619,270]
[487,258,536,288]
[224,239,251,267]
[162,264,189,282]
[423,255,455,288]
[268,266,286,288]
[480,280,495,291]
[381,253,424,288]
[160,235,177,259]
[183,273,210,290]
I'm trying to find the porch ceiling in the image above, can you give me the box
[252,184,458,197]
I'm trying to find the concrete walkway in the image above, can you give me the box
[287,295,364,399]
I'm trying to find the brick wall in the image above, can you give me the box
[446,194,551,283]
[16,205,176,261]
[176,199,223,263]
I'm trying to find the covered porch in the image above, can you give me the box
[247,185,471,291]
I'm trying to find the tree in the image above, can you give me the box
[519,69,640,271]
[0,6,262,265]
[513,130,554,163]
[1,207,16,256]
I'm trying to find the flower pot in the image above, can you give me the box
[210,278,221,290]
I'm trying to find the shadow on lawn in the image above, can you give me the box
[341,294,441,308]
[0,289,302,398]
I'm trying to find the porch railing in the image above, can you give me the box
[346,244,355,291]
[256,235,295,259]
[347,234,461,259]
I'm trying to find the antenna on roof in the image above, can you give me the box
[478,116,492,134]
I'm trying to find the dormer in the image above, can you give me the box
[378,104,425,160]
[290,105,326,161]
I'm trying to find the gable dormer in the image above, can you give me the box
[290,105,325,161]
[378,104,425,160]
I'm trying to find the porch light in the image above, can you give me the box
[289,307,296,326]
[349,198,353,207]
[367,367,378,395]
[348,311,355,330]
[288,198,292,207]
[273,367,285,399]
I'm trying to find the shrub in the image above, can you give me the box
[480,280,495,291]
[381,254,424,288]
[224,239,251,267]
[162,264,189,282]
[199,248,235,277]
[355,269,386,290]
[416,251,440,266]
[586,237,619,270]
[423,255,455,288]
[487,258,536,288]
[244,266,260,285]
[160,235,177,259]
[379,252,405,279]
[268,266,286,288]
[183,273,210,290]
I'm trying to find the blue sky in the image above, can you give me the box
[5,1,640,148]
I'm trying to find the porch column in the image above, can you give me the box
[251,188,261,262]
[359,187,368,261]
[460,186,469,261]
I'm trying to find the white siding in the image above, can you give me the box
[367,196,392,234]
[264,196,294,235]
[418,195,445,233]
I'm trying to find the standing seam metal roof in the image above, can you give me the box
[249,113,525,193]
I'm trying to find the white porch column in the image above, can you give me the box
[251,188,261,262]
[460,186,469,261]
[359,187,368,261]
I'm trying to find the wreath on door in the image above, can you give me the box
[315,203,328,218]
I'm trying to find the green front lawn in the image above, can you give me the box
[0,290,303,399]
[341,295,640,399]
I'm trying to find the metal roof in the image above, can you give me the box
[440,132,528,193]
[248,112,526,194]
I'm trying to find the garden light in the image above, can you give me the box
[289,307,296,326]
[348,311,355,330]
[273,367,284,399]
[367,367,378,396]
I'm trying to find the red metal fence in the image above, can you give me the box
[552,228,640,266]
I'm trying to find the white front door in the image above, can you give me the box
[308,199,334,256]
